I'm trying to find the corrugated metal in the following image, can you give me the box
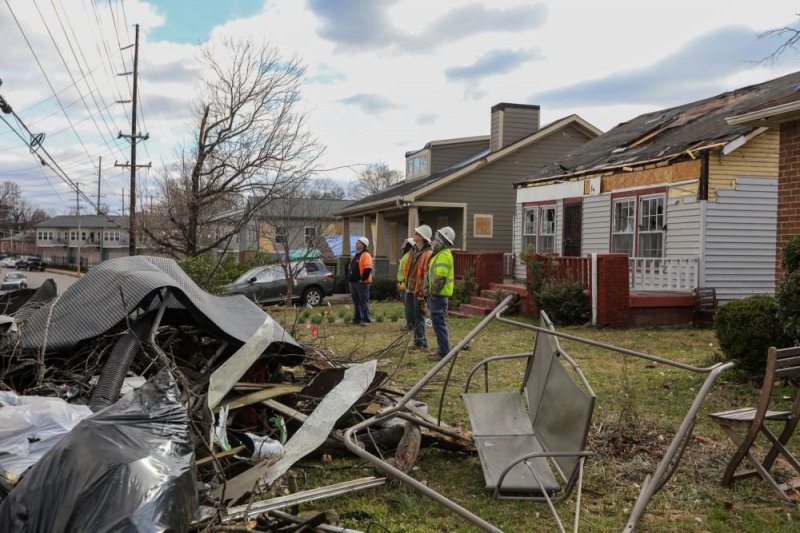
[581,194,610,254]
[665,201,701,256]
[704,178,777,302]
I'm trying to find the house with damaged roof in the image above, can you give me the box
[513,71,800,302]
[335,103,601,278]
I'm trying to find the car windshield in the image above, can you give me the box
[233,266,281,285]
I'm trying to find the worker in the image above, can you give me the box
[348,236,373,325]
[405,225,432,351]
[425,226,455,360]
[397,237,414,331]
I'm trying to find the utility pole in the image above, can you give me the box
[98,156,104,263]
[115,23,150,256]
[76,183,82,277]
[121,188,125,216]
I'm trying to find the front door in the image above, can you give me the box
[562,203,582,256]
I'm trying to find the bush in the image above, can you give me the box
[716,295,782,373]
[777,271,800,345]
[782,236,800,275]
[534,280,590,326]
[451,267,478,306]
[369,279,399,301]
[179,254,250,295]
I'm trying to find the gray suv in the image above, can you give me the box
[227,260,334,306]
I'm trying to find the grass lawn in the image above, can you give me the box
[268,302,800,532]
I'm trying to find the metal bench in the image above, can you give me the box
[462,312,595,532]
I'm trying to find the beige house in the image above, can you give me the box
[35,215,132,268]
[336,103,601,277]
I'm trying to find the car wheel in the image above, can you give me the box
[303,287,323,306]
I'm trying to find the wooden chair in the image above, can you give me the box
[692,287,717,328]
[709,347,800,501]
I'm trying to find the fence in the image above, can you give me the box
[628,256,698,292]
[524,253,592,290]
[452,251,504,290]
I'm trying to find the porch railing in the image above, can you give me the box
[628,256,698,292]
[452,251,504,290]
[526,254,592,290]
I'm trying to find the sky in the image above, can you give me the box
[0,0,799,215]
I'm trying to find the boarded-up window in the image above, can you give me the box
[473,214,493,238]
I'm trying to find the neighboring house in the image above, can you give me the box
[35,215,131,267]
[513,71,800,302]
[335,103,601,275]
[240,197,364,262]
[0,230,37,256]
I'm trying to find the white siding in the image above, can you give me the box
[665,199,701,256]
[555,199,563,254]
[704,177,777,302]
[582,194,610,254]
[512,203,525,279]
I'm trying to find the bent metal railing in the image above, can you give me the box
[342,294,735,532]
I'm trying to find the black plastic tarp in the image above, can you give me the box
[0,369,197,532]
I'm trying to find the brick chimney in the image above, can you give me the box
[490,103,540,151]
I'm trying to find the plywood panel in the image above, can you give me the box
[600,159,701,193]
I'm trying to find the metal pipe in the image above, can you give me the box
[623,360,736,531]
[463,353,534,393]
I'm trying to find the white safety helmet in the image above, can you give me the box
[436,226,455,246]
[414,224,432,243]
[357,236,369,248]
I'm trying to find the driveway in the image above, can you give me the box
[1,268,79,294]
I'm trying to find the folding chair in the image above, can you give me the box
[709,346,800,501]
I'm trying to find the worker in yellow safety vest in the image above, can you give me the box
[396,238,414,330]
[425,226,455,360]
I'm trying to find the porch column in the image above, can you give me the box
[407,206,419,234]
[363,214,374,249]
[341,218,351,257]
[374,211,386,257]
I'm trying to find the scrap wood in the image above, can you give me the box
[197,446,247,466]
[219,360,378,503]
[218,385,302,411]
[269,509,365,533]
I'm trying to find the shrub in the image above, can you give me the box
[782,236,800,275]
[299,309,311,321]
[716,295,782,373]
[451,267,478,306]
[777,271,800,345]
[310,314,324,325]
[369,279,399,301]
[179,254,250,295]
[534,280,590,326]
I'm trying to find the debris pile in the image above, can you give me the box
[0,256,470,532]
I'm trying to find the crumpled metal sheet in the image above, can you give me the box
[220,360,378,502]
[18,256,301,355]
[0,369,197,533]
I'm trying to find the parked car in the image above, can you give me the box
[4,271,27,282]
[15,256,46,271]
[1,257,17,268]
[226,260,334,306]
[0,279,27,296]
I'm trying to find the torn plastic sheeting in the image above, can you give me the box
[0,392,92,476]
[19,256,302,356]
[219,360,378,503]
[0,369,197,533]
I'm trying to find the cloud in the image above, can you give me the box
[532,23,800,107]
[415,113,438,125]
[306,63,347,85]
[307,0,547,52]
[337,93,403,115]
[445,48,541,82]
[142,60,199,85]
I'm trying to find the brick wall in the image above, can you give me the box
[596,254,631,327]
[777,120,800,281]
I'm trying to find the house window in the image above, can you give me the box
[539,206,556,253]
[522,208,537,253]
[70,231,76,241]
[638,195,665,258]
[81,231,86,241]
[304,226,317,246]
[611,199,635,255]
[275,226,287,245]
[473,214,493,238]
[405,153,430,179]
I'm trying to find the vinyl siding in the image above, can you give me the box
[430,140,490,174]
[490,112,501,152]
[502,108,540,148]
[555,199,563,254]
[424,123,593,252]
[512,203,525,279]
[708,129,779,200]
[581,194,610,254]
[664,199,701,257]
[704,178,777,302]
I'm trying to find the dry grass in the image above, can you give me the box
[270,303,800,532]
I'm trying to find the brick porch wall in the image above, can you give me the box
[777,120,800,281]
[596,254,631,327]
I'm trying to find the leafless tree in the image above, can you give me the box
[761,17,800,63]
[348,162,403,199]
[145,38,323,257]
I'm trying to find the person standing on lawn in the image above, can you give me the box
[405,225,432,350]
[397,237,415,330]
[348,237,373,325]
[425,227,456,360]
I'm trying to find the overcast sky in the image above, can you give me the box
[0,0,799,214]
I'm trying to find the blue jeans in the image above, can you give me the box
[429,296,449,356]
[350,282,371,323]
[410,294,427,348]
[403,291,415,329]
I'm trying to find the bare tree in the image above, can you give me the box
[761,17,800,63]
[348,162,403,199]
[145,39,323,257]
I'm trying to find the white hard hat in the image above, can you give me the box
[357,236,369,248]
[436,226,455,246]
[414,224,432,242]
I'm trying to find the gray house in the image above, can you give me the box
[35,215,131,267]
[336,103,601,275]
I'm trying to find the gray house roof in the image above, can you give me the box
[517,70,800,186]
[35,215,130,229]
[338,114,601,217]
[255,198,352,219]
